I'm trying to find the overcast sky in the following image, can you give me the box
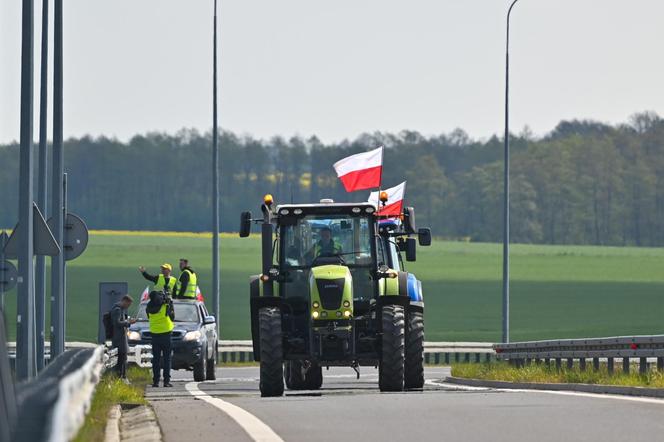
[1,0,663,144]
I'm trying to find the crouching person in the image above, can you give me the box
[147,291,175,387]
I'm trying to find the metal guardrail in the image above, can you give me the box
[6,345,116,442]
[494,335,664,374]
[123,340,496,367]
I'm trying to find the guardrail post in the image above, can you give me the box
[608,357,614,374]
[475,353,480,363]
[579,358,586,371]
[593,358,600,371]
[525,358,531,366]
[658,357,664,372]
[555,358,561,371]
[639,357,647,374]
[544,358,550,368]
[566,358,573,370]
[622,357,630,374]
[464,353,470,363]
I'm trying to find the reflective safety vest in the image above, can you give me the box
[314,240,342,257]
[179,269,197,299]
[154,274,177,295]
[148,303,174,334]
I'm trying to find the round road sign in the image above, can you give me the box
[47,213,89,261]
[0,260,18,292]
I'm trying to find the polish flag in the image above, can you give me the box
[333,146,383,192]
[196,286,204,302]
[368,181,406,217]
[140,286,150,303]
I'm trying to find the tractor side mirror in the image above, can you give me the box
[405,237,417,262]
[403,207,417,234]
[418,228,432,246]
[239,211,252,237]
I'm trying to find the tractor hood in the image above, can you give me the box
[309,265,353,319]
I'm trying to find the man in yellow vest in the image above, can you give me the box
[175,258,198,299]
[138,263,177,296]
[146,291,175,387]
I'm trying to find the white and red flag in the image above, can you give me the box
[333,146,383,192]
[196,286,204,302]
[140,286,150,302]
[369,181,406,217]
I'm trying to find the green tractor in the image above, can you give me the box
[239,195,431,396]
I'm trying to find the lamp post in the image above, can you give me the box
[502,0,519,344]
[212,0,220,329]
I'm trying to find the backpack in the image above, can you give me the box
[103,311,113,339]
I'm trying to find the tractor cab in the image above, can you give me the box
[240,195,431,397]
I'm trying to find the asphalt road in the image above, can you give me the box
[146,366,664,442]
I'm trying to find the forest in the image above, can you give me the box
[1,111,663,246]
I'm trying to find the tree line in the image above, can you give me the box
[1,111,663,246]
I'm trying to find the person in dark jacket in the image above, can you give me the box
[111,295,136,378]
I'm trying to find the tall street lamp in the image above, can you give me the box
[503,0,519,344]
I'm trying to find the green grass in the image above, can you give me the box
[73,366,151,442]
[451,362,664,388]
[2,233,664,342]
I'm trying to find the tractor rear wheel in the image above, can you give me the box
[305,362,323,390]
[285,361,323,390]
[284,361,305,390]
[259,307,284,397]
[379,304,405,392]
[404,311,424,389]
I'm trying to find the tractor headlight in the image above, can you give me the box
[312,301,320,309]
[183,331,202,341]
[343,310,351,318]
[343,300,350,308]
[127,331,141,341]
[312,311,320,319]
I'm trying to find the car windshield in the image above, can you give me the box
[136,303,200,323]
[281,214,373,268]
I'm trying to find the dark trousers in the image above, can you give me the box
[114,350,127,378]
[151,332,172,383]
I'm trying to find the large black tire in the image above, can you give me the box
[284,361,306,390]
[379,305,405,392]
[404,311,424,389]
[206,346,217,380]
[193,349,207,382]
[284,361,323,390]
[305,363,323,390]
[259,307,284,397]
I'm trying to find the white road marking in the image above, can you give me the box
[426,379,664,405]
[185,382,285,442]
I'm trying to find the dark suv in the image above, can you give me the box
[127,299,218,381]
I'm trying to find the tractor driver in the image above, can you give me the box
[312,226,342,258]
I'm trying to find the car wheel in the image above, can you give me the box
[206,346,217,380]
[193,349,207,382]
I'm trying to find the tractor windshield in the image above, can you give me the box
[281,214,373,268]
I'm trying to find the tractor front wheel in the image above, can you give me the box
[404,311,424,389]
[259,307,284,397]
[379,304,405,392]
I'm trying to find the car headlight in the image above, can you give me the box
[127,331,141,341]
[183,331,202,341]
